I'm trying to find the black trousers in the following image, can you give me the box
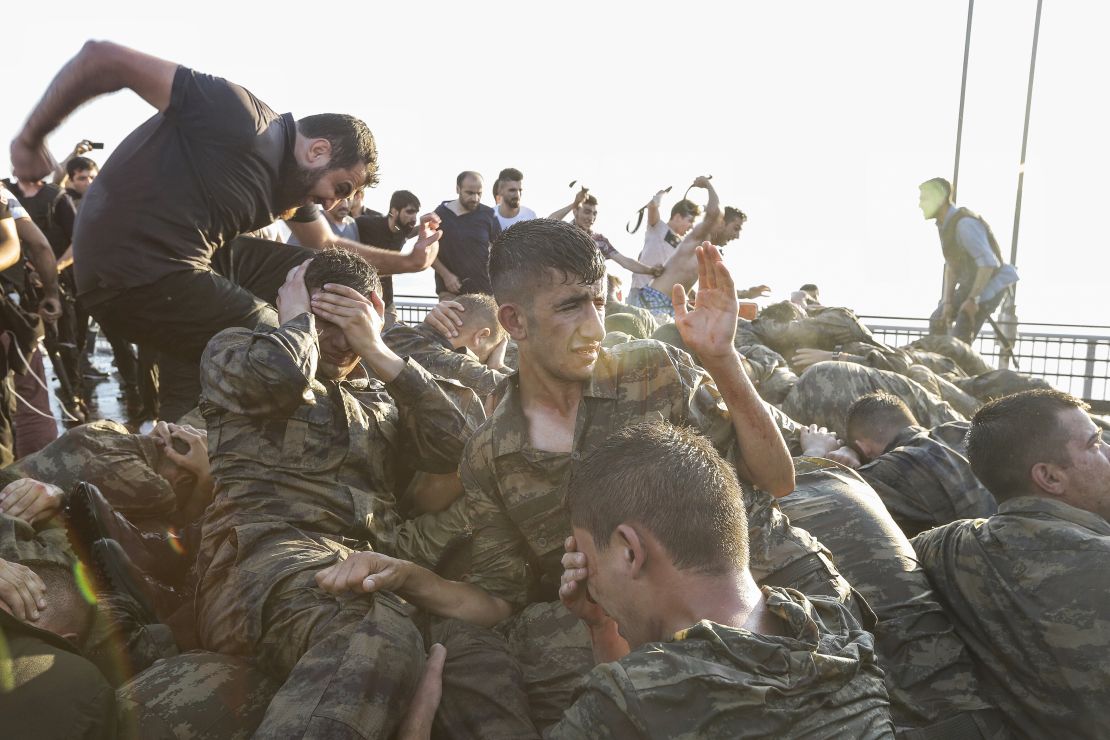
[928,283,1006,344]
[89,237,313,422]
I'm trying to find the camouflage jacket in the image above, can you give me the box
[461,339,831,608]
[9,421,178,524]
[383,321,510,399]
[912,497,1110,739]
[858,425,997,538]
[545,587,894,739]
[196,313,483,573]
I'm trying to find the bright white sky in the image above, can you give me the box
[3,0,1105,325]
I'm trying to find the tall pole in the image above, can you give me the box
[998,0,1044,368]
[952,0,975,200]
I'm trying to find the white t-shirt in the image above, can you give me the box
[632,219,678,292]
[494,205,537,231]
[0,187,29,221]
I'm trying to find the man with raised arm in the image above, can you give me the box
[9,41,441,420]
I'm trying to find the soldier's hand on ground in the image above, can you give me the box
[311,283,384,355]
[827,446,862,469]
[426,300,466,338]
[0,558,47,622]
[559,536,610,630]
[0,478,63,524]
[277,260,313,325]
[791,348,836,370]
[800,424,841,458]
[396,643,446,740]
[406,214,442,272]
[672,244,738,364]
[315,551,411,595]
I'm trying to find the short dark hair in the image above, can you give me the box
[456,171,482,188]
[967,389,1088,501]
[565,422,749,575]
[758,300,807,323]
[580,195,598,208]
[497,167,523,183]
[389,190,420,212]
[66,156,98,178]
[303,249,380,300]
[846,392,918,448]
[29,562,97,646]
[724,206,748,224]
[919,177,954,202]
[295,114,378,186]
[488,218,605,307]
[799,283,819,294]
[670,199,702,219]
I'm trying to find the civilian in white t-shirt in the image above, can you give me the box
[629,191,702,297]
[492,167,537,230]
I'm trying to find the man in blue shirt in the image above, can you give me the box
[432,171,501,298]
[918,177,1018,343]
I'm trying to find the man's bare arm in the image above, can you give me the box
[548,186,590,221]
[12,41,177,179]
[686,177,720,244]
[13,218,62,322]
[286,213,441,275]
[0,218,20,272]
[609,250,660,276]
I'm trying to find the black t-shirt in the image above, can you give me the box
[432,202,501,295]
[73,66,299,299]
[356,214,407,306]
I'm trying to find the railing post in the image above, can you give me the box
[1083,339,1097,401]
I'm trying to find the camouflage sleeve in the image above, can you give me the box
[412,348,510,399]
[199,313,318,417]
[385,358,484,474]
[544,664,646,739]
[0,513,75,566]
[392,495,471,569]
[458,440,531,609]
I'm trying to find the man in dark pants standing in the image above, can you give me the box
[10,40,442,421]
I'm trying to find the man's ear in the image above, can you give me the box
[614,524,646,579]
[477,327,492,341]
[499,303,527,341]
[1030,462,1067,497]
[305,138,333,168]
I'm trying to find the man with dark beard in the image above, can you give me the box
[9,40,442,420]
[492,167,537,230]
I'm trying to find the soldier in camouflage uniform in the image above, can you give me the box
[912,390,1110,738]
[780,457,1005,737]
[843,392,997,537]
[383,292,511,399]
[193,251,482,738]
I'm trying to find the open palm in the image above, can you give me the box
[672,243,738,362]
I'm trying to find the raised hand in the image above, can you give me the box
[672,243,738,364]
[407,213,442,272]
[277,260,313,325]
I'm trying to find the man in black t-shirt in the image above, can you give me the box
[356,189,420,323]
[432,171,501,298]
[10,41,442,421]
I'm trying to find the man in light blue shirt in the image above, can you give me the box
[919,177,1018,343]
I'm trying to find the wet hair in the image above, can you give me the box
[295,114,378,186]
[967,389,1088,501]
[497,167,524,183]
[846,392,918,451]
[488,218,605,307]
[28,562,97,647]
[456,171,482,188]
[389,190,420,212]
[670,199,702,219]
[66,156,98,178]
[303,249,380,300]
[453,293,507,343]
[758,300,807,323]
[565,421,749,575]
[723,206,748,224]
[919,177,953,202]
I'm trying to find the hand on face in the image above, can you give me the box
[559,536,611,630]
[800,424,841,458]
[0,558,46,622]
[310,283,384,358]
[277,261,313,325]
[672,244,739,364]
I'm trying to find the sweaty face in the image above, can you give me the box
[1055,407,1110,520]
[671,213,696,237]
[918,184,948,220]
[458,176,483,212]
[70,168,97,195]
[501,181,522,208]
[521,274,606,382]
[574,204,597,231]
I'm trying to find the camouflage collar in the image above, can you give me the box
[998,496,1110,535]
[884,425,927,455]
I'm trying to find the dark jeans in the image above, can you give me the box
[928,285,1006,344]
[89,237,313,422]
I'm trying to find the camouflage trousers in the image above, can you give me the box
[196,531,424,738]
[781,361,965,437]
[780,459,1004,737]
[116,652,278,740]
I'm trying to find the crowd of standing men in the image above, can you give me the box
[0,39,1105,740]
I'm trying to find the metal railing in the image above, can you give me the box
[394,298,1110,412]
